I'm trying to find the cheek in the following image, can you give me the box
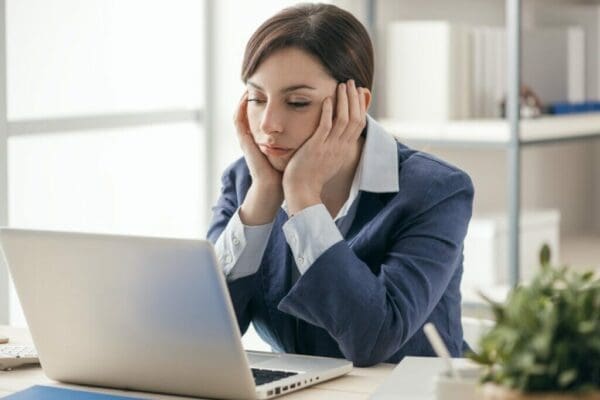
[303,107,325,137]
[246,106,261,135]
[280,109,322,145]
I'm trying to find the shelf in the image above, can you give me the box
[380,112,600,147]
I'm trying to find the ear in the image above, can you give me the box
[360,88,372,111]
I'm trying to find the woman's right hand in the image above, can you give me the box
[234,92,284,225]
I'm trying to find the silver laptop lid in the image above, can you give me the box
[0,228,256,400]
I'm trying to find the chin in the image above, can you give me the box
[268,157,288,172]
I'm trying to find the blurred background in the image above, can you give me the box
[0,0,599,350]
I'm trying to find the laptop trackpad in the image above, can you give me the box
[247,352,308,373]
[246,351,280,366]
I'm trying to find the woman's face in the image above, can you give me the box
[246,47,338,172]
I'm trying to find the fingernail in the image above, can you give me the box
[350,79,355,87]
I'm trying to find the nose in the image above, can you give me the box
[259,101,284,135]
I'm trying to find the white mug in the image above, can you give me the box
[434,367,482,400]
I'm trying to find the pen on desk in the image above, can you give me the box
[423,322,461,380]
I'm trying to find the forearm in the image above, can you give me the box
[283,184,321,216]
[240,182,283,225]
[278,242,405,366]
[214,209,273,280]
[282,204,342,273]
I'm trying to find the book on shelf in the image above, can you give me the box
[385,21,587,121]
[522,26,586,105]
[534,2,600,101]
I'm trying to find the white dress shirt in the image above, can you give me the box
[214,115,399,280]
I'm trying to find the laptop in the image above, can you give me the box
[0,228,352,399]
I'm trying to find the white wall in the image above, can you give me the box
[424,143,595,235]
[596,141,600,232]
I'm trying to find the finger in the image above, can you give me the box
[234,109,270,170]
[234,93,250,135]
[358,87,366,115]
[330,82,349,139]
[347,80,362,141]
[234,92,248,124]
[357,87,367,135]
[313,97,333,143]
[234,94,259,152]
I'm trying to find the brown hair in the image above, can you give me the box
[241,3,374,90]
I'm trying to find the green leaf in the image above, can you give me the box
[581,271,594,282]
[539,244,551,267]
[578,321,596,334]
[558,369,577,387]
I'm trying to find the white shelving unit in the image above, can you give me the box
[365,0,600,292]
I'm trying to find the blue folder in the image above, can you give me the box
[2,386,146,400]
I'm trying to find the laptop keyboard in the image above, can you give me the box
[0,344,40,370]
[251,368,298,386]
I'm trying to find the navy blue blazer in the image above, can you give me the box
[207,140,474,367]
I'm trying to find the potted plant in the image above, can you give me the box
[468,245,600,399]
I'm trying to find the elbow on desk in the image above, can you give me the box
[343,344,393,368]
[346,350,386,368]
[337,319,409,367]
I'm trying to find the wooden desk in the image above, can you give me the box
[0,325,395,399]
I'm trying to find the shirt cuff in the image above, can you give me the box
[282,203,343,274]
[214,209,274,280]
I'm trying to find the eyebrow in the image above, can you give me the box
[247,81,317,93]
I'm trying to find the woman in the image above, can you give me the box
[207,3,474,367]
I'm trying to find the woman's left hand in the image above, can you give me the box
[282,79,367,215]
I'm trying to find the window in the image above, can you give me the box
[4,0,206,325]
[7,0,204,119]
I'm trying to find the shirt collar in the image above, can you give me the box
[357,114,400,194]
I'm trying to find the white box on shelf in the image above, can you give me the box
[385,21,471,122]
[461,209,561,297]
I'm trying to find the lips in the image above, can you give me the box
[259,144,292,157]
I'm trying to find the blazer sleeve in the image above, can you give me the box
[277,169,474,367]
[206,162,257,335]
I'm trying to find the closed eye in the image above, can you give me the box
[288,101,310,108]
[247,98,265,104]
